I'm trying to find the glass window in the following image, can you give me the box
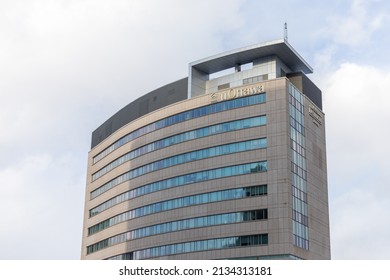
[89,184,268,235]
[92,121,267,197]
[93,93,266,164]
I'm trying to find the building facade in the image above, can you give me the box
[81,39,331,260]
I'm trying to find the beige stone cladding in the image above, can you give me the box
[302,96,331,259]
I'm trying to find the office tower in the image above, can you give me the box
[81,39,330,260]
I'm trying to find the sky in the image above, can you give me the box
[0,0,389,260]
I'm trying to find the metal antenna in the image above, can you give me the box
[284,22,288,41]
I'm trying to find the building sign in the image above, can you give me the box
[210,84,265,102]
[309,105,322,126]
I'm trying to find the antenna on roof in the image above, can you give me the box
[284,22,288,41]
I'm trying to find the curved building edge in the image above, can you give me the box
[91,77,188,149]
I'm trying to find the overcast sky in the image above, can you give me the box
[1,0,389,260]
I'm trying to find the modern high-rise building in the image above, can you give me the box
[81,39,330,260]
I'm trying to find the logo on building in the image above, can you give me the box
[211,84,265,102]
[309,105,322,126]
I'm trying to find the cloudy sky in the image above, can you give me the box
[0,0,389,260]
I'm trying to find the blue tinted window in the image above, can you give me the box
[88,184,267,236]
[90,159,267,217]
[106,233,268,259]
[91,136,267,199]
[92,115,266,181]
[93,93,266,164]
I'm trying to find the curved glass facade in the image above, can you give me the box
[92,116,266,181]
[93,93,265,164]
[88,184,267,235]
[107,234,268,260]
[87,209,268,254]
[90,139,267,216]
[91,158,266,199]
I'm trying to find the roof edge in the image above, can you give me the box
[189,38,313,74]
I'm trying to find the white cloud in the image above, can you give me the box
[311,0,390,82]
[324,62,390,259]
[331,190,390,259]
[0,153,85,259]
[325,0,387,47]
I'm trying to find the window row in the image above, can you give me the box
[93,93,266,164]
[92,116,267,181]
[90,160,267,213]
[217,83,230,90]
[91,151,266,200]
[88,184,267,235]
[243,74,268,85]
[90,139,267,215]
[107,234,269,260]
[87,209,268,254]
[230,254,302,260]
